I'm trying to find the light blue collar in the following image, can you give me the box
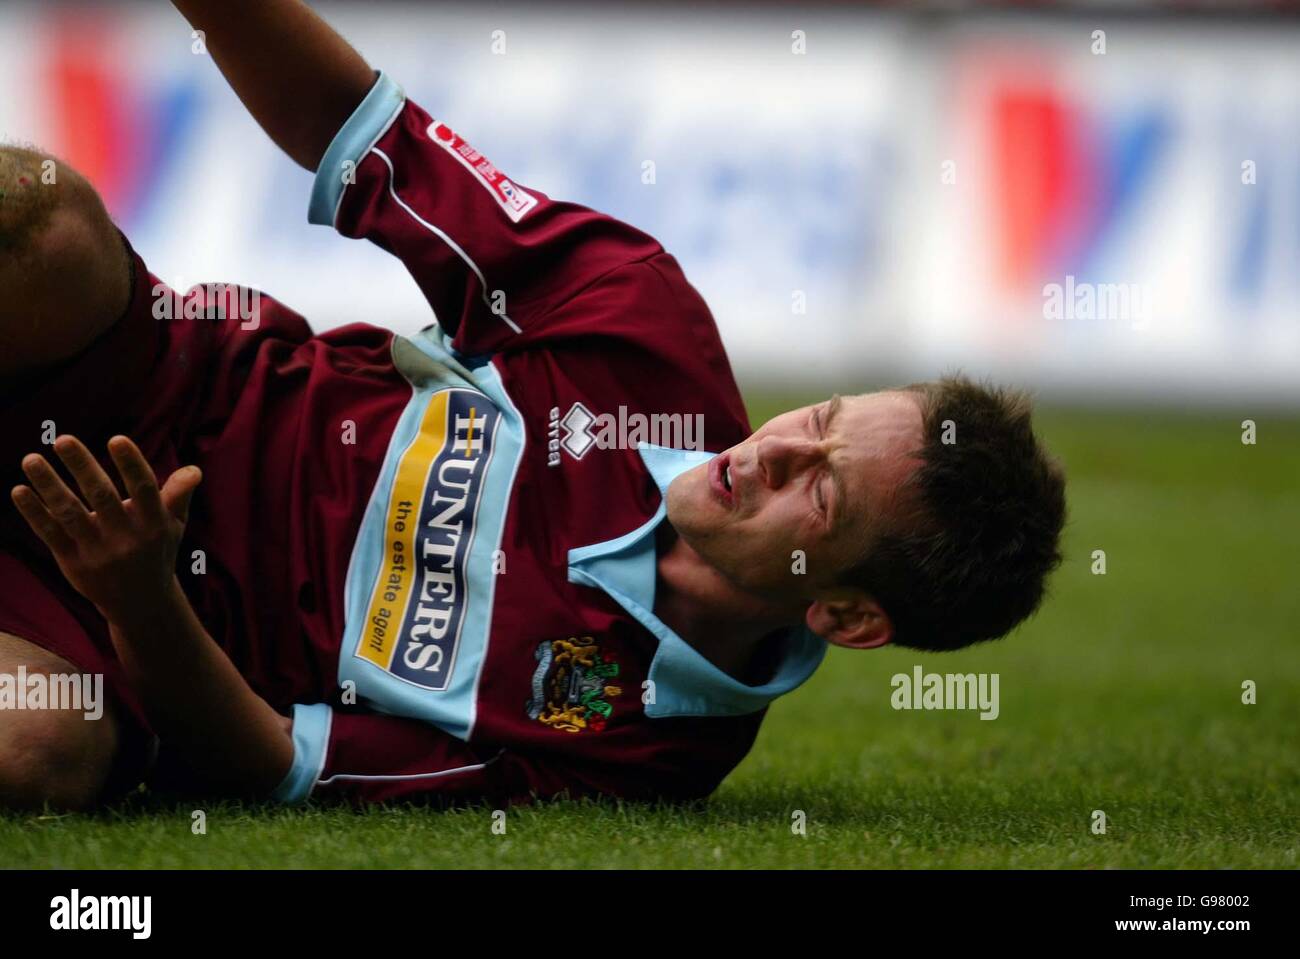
[567,444,827,719]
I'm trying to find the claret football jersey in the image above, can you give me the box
[0,72,826,806]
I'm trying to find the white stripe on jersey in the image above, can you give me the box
[370,147,523,335]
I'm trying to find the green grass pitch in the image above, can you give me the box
[3,398,1297,868]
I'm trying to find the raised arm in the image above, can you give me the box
[171,0,376,171]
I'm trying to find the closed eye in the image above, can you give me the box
[810,408,830,522]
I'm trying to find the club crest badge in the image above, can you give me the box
[526,637,623,733]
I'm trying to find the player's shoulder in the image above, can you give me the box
[525,250,750,436]
[544,249,716,336]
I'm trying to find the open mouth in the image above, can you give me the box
[709,452,734,506]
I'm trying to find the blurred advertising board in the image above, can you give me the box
[2,4,1296,402]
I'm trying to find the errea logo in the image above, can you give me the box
[560,403,598,460]
[548,403,598,466]
[547,403,704,466]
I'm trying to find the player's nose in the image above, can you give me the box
[755,435,822,489]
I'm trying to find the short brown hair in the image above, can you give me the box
[844,375,1066,651]
[0,146,131,384]
[0,146,59,258]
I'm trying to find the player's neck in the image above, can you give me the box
[653,524,803,684]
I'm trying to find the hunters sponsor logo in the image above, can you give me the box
[355,388,500,690]
[526,636,623,733]
[548,403,705,465]
[427,119,539,222]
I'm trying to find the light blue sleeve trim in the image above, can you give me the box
[308,71,406,227]
[270,703,333,803]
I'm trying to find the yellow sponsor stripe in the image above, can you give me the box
[357,391,449,669]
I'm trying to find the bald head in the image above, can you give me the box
[0,146,131,383]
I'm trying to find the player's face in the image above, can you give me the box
[666,391,925,597]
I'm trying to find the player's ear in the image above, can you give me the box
[805,588,893,649]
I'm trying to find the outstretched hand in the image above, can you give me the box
[10,435,201,625]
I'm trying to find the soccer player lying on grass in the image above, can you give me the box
[0,0,1066,810]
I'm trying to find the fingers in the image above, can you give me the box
[159,465,202,527]
[51,435,127,525]
[20,453,96,541]
[10,485,76,554]
[107,435,164,519]
[15,435,195,536]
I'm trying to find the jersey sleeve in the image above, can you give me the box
[270,704,606,806]
[308,72,664,355]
